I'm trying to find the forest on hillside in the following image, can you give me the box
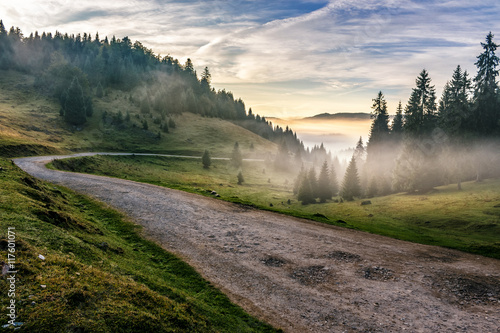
[0,20,310,159]
[294,32,500,204]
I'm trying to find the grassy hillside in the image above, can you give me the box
[0,69,277,158]
[0,157,280,332]
[50,154,500,259]
[0,71,66,157]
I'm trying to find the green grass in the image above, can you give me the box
[0,157,281,332]
[50,155,500,259]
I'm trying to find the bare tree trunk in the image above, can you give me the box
[457,179,462,191]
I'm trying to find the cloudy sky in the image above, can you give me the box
[1,0,500,118]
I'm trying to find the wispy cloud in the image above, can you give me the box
[1,0,499,117]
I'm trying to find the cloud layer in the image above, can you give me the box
[1,0,499,117]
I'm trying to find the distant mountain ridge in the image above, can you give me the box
[306,112,371,120]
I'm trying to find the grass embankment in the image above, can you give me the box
[0,157,280,332]
[51,155,500,259]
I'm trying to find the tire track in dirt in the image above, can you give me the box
[15,154,500,332]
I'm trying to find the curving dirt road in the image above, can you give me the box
[15,154,500,332]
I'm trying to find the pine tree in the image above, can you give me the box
[341,156,361,201]
[0,20,6,36]
[404,69,438,137]
[368,91,390,147]
[329,162,339,197]
[231,142,243,168]
[202,150,211,169]
[366,91,391,173]
[308,167,318,199]
[391,101,404,139]
[237,171,244,185]
[0,20,14,69]
[184,58,194,73]
[63,77,87,125]
[317,161,332,203]
[293,165,306,195]
[201,67,211,86]
[354,137,365,160]
[438,65,472,137]
[297,173,315,205]
[473,32,499,135]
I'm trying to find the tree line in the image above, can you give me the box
[0,19,309,157]
[294,32,500,204]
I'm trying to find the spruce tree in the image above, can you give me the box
[404,69,437,137]
[368,91,390,147]
[201,67,211,89]
[317,161,332,203]
[329,163,339,197]
[231,142,243,168]
[237,171,244,185]
[184,58,194,73]
[297,173,315,205]
[202,150,211,169]
[63,77,87,125]
[293,165,306,195]
[341,156,361,201]
[473,32,499,135]
[366,91,391,173]
[308,167,318,199]
[438,65,472,137]
[391,101,404,139]
[354,137,365,160]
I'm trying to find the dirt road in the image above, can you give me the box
[15,155,500,332]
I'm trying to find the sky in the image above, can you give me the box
[1,0,500,119]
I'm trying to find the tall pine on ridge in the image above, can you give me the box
[473,32,499,135]
[404,69,437,137]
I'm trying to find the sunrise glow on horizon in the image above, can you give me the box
[1,0,499,120]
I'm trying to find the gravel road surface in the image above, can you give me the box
[14,154,500,332]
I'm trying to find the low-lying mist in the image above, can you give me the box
[268,116,372,156]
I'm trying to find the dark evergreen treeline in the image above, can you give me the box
[360,32,500,198]
[0,20,306,155]
[294,32,500,204]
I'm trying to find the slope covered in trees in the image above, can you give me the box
[366,32,500,195]
[293,32,500,204]
[0,19,306,156]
